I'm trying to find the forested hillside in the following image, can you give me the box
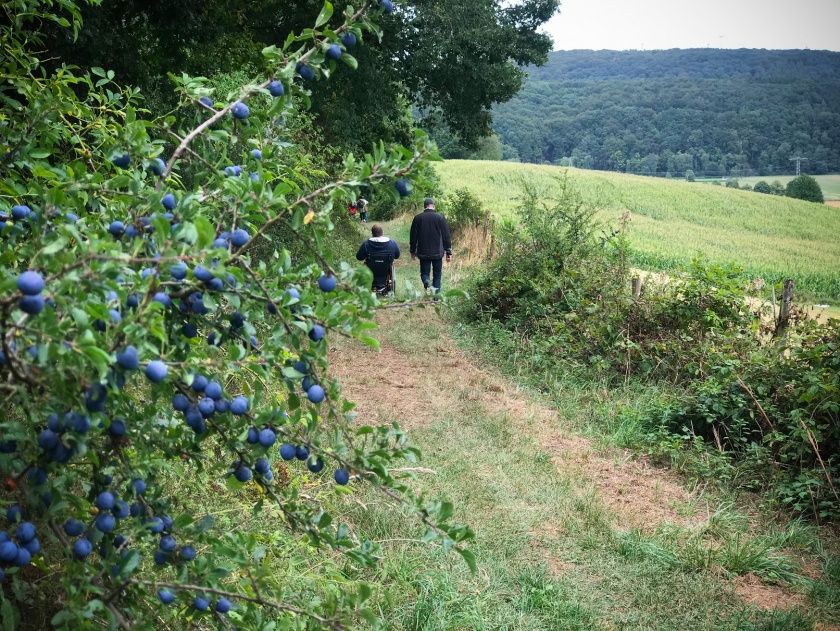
[493,49,840,176]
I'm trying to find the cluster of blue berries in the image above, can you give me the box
[0,507,41,581]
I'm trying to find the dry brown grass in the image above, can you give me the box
[449,223,496,271]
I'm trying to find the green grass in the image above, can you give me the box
[735,175,840,201]
[322,309,840,630]
[434,160,840,301]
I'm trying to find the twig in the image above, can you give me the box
[390,467,437,475]
[106,603,131,630]
[129,580,345,630]
[736,376,774,430]
[798,417,840,506]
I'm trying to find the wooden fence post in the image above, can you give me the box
[631,276,642,299]
[774,279,794,336]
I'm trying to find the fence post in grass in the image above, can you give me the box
[632,276,642,299]
[774,279,795,336]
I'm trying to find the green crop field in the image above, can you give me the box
[435,160,840,301]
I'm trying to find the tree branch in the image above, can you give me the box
[129,579,346,630]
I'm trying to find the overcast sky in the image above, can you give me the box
[544,0,840,51]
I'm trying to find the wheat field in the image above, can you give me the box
[435,160,840,301]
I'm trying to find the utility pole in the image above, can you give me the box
[790,156,808,176]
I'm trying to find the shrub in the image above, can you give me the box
[462,176,631,373]
[770,180,786,195]
[639,318,840,519]
[442,188,490,235]
[753,180,773,194]
[786,174,825,203]
[0,2,472,628]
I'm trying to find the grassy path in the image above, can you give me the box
[329,228,839,630]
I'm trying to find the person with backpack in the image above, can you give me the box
[358,197,369,223]
[356,224,400,294]
[409,197,452,295]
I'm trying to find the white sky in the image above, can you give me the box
[545,0,840,51]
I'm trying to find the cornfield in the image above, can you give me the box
[436,160,840,301]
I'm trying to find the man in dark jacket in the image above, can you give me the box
[356,224,400,294]
[409,197,452,294]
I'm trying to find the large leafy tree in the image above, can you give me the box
[42,0,560,150]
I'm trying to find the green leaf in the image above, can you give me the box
[357,583,372,604]
[180,222,198,245]
[358,335,380,350]
[341,54,358,70]
[70,307,89,326]
[80,344,112,378]
[1,594,17,631]
[457,548,477,574]
[41,236,67,255]
[315,2,334,28]
[118,550,141,576]
[196,515,215,532]
[194,216,215,248]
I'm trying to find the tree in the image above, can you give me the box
[468,134,504,161]
[753,180,772,194]
[0,1,472,628]
[685,169,696,182]
[785,174,825,203]
[770,180,786,195]
[41,0,561,152]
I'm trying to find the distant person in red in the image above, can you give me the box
[348,201,357,218]
[409,197,452,294]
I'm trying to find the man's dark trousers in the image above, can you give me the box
[420,257,443,292]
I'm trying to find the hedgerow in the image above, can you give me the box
[460,176,840,520]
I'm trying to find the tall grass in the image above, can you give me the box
[435,161,840,301]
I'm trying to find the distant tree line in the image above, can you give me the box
[715,175,825,204]
[484,49,840,177]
